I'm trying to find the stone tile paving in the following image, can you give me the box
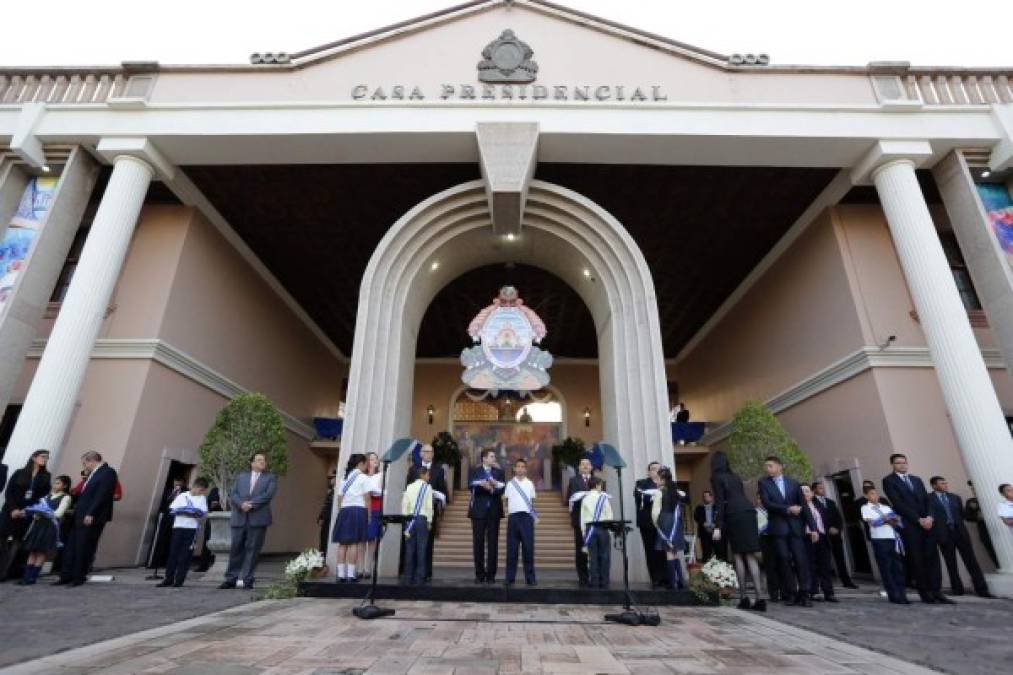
[762,592,1013,675]
[4,598,937,674]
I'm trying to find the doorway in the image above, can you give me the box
[831,470,872,575]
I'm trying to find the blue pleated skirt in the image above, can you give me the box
[366,506,383,542]
[332,505,369,544]
[654,511,685,553]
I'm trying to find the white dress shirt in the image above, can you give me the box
[506,477,537,515]
[862,502,899,539]
[998,499,1013,528]
[338,471,383,509]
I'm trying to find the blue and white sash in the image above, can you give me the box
[872,505,905,555]
[169,494,207,520]
[24,498,63,549]
[340,469,361,496]
[510,479,538,520]
[404,484,428,537]
[583,493,608,547]
[657,503,682,548]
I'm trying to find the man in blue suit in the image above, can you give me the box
[468,448,505,583]
[882,453,950,604]
[219,453,277,590]
[758,455,815,607]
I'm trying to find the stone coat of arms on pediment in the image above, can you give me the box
[477,29,538,83]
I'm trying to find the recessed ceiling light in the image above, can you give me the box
[582,268,591,278]
[430,261,440,271]
[41,165,50,173]
[506,233,516,241]
[981,170,992,178]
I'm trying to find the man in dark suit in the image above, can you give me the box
[468,448,505,583]
[882,453,950,604]
[219,452,277,590]
[758,455,815,606]
[56,451,117,586]
[694,491,726,562]
[566,456,595,586]
[409,444,447,582]
[802,485,838,602]
[928,476,992,597]
[0,462,7,494]
[812,481,858,589]
[635,461,666,586]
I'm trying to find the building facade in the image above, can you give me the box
[1,0,1012,587]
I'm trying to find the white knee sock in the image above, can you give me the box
[347,564,356,578]
[336,563,346,579]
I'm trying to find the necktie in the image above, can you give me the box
[776,477,785,499]
[902,474,913,491]
[938,493,953,525]
[811,503,825,534]
[250,473,259,496]
[705,504,712,526]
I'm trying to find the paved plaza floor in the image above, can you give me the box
[2,566,1011,674]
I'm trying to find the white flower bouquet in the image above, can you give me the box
[688,556,738,605]
[284,548,326,583]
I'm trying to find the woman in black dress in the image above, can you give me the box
[19,474,72,585]
[710,451,765,611]
[0,450,51,580]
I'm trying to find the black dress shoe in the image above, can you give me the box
[485,578,495,584]
[474,576,485,584]
[51,579,69,586]
[69,580,85,587]
[218,581,236,589]
[172,583,184,588]
[156,580,173,588]
[799,597,813,607]
[949,589,965,596]
[843,582,859,589]
[825,596,839,603]
[977,591,997,599]
[736,597,752,610]
[504,580,514,587]
[919,594,936,604]
[751,599,767,612]
[935,594,955,604]
[526,580,537,586]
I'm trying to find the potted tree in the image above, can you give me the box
[430,431,462,499]
[198,393,289,574]
[726,401,812,483]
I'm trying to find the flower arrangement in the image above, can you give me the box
[284,548,326,583]
[688,557,738,605]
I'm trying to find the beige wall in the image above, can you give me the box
[11,204,346,566]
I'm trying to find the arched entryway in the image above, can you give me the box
[336,179,670,580]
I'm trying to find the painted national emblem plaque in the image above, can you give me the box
[461,286,552,391]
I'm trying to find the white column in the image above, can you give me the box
[872,158,1013,589]
[3,155,153,473]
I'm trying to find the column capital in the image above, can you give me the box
[851,140,934,185]
[96,137,175,181]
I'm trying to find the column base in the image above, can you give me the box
[985,571,1013,599]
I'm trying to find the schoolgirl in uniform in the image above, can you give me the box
[332,453,382,582]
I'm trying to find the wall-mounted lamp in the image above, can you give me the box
[583,407,591,427]
[427,404,435,425]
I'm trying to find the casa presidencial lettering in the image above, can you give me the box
[350,84,668,102]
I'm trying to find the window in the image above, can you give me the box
[939,232,982,311]
[49,226,90,303]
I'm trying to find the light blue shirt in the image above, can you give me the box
[775,476,786,498]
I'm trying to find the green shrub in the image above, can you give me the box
[199,393,288,509]
[727,401,812,483]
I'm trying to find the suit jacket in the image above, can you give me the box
[758,475,814,537]
[813,496,843,531]
[567,473,595,527]
[467,465,505,520]
[634,477,657,527]
[693,503,716,533]
[928,491,968,542]
[229,471,277,527]
[711,472,754,530]
[882,473,930,527]
[74,464,117,525]
[0,463,7,495]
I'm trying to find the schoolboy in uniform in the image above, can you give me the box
[402,466,434,586]
[580,477,613,588]
[158,477,209,588]
[505,458,538,586]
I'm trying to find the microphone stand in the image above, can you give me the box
[354,459,397,620]
[604,464,660,626]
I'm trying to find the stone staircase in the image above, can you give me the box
[433,490,575,572]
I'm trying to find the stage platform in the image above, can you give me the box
[300,577,695,605]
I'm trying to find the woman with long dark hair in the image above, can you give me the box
[360,452,383,577]
[710,450,764,611]
[0,449,51,580]
[651,466,687,589]
[331,452,382,582]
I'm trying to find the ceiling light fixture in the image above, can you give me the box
[430,261,440,271]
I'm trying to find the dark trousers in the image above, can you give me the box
[587,528,611,587]
[938,527,988,594]
[760,535,782,599]
[807,535,835,598]
[165,528,198,586]
[225,525,267,584]
[506,512,536,583]
[424,512,438,580]
[872,538,907,602]
[318,519,329,557]
[897,524,941,599]
[571,524,590,584]
[771,534,810,599]
[976,520,998,568]
[699,527,726,561]
[828,533,854,586]
[638,520,666,583]
[59,520,107,583]
[402,518,429,584]
[471,517,500,581]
